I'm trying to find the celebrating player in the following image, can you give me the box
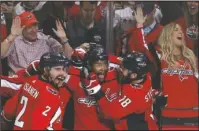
[1,44,124,130]
[82,52,168,130]
[1,52,70,130]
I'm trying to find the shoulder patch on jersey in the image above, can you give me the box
[46,86,58,95]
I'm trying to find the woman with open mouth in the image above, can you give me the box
[176,1,198,56]
[157,22,198,130]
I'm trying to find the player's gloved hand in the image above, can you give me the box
[25,60,40,76]
[152,89,168,108]
[81,73,105,101]
[71,47,87,67]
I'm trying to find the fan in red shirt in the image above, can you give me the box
[175,2,198,56]
[82,52,168,130]
[157,22,198,130]
[1,52,70,130]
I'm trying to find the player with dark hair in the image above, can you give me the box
[1,52,70,130]
[82,52,168,130]
[0,44,124,130]
[64,44,122,130]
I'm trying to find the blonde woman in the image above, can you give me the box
[158,22,198,129]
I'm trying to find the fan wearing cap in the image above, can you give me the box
[1,11,73,75]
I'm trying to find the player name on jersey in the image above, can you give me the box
[23,83,39,99]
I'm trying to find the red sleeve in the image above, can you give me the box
[2,88,22,121]
[1,76,24,98]
[98,86,151,120]
[128,28,146,53]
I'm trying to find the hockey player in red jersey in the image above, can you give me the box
[1,44,124,130]
[1,52,70,130]
[116,3,163,102]
[1,57,72,130]
[82,52,168,130]
[64,44,124,130]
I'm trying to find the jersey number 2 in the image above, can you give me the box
[15,96,28,128]
[15,96,51,128]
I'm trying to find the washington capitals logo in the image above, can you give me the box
[25,15,33,20]
[162,63,193,81]
[77,97,97,107]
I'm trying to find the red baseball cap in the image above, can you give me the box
[19,12,38,27]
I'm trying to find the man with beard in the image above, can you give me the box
[82,52,168,130]
[1,52,70,130]
[1,44,123,130]
[64,44,122,130]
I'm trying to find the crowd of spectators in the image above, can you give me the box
[0,1,198,130]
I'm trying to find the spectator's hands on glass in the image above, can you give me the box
[52,20,68,42]
[11,16,24,36]
[134,6,147,24]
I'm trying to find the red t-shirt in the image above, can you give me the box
[161,59,198,118]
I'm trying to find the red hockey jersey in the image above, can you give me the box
[66,66,120,130]
[1,74,71,130]
[2,75,62,130]
[97,73,158,130]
